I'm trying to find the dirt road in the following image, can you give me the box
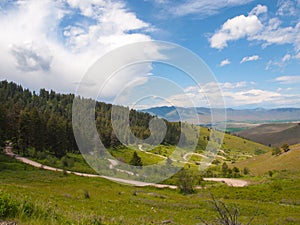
[3,145,248,188]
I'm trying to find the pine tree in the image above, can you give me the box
[18,110,31,155]
[0,104,7,146]
[129,151,143,167]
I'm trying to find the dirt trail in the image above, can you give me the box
[138,145,167,159]
[182,152,208,161]
[3,145,248,188]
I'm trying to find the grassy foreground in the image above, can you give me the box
[1,152,300,225]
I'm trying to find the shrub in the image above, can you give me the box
[272,146,281,156]
[36,151,47,160]
[281,144,290,152]
[243,167,250,175]
[177,169,195,195]
[84,190,90,199]
[200,194,258,225]
[254,149,265,155]
[268,170,273,177]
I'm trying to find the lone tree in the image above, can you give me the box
[130,151,143,167]
[222,162,228,175]
[177,169,195,195]
[281,143,290,153]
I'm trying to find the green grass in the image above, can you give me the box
[197,128,272,163]
[233,144,300,176]
[1,152,300,224]
[29,152,98,174]
[148,145,175,158]
[109,146,164,165]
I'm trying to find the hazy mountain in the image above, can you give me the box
[141,106,300,124]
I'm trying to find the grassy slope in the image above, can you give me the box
[1,152,300,224]
[234,144,300,176]
[236,123,300,146]
[199,128,271,162]
[21,128,272,179]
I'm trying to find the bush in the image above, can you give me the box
[243,167,250,175]
[200,194,258,225]
[27,147,37,158]
[61,156,74,168]
[84,190,90,199]
[177,169,195,195]
[254,149,265,155]
[281,144,290,152]
[272,146,281,156]
[45,155,58,165]
[36,151,47,160]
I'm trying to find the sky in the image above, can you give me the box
[0,0,300,109]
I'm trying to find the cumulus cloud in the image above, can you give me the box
[209,14,263,49]
[210,4,300,54]
[0,0,156,99]
[219,59,231,67]
[10,42,53,72]
[249,4,268,16]
[240,55,260,63]
[163,81,300,108]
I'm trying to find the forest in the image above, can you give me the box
[0,80,182,158]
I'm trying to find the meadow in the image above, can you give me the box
[1,151,300,225]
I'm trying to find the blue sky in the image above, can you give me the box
[0,0,300,108]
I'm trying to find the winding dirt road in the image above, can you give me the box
[3,145,248,188]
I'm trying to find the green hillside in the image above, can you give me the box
[197,128,271,163]
[236,123,300,147]
[233,144,300,176]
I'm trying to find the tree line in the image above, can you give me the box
[0,80,181,158]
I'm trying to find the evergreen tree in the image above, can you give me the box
[130,151,143,167]
[0,104,7,146]
[222,162,228,175]
[18,110,31,155]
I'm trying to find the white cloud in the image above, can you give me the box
[210,4,300,54]
[210,14,263,49]
[273,76,300,84]
[240,55,260,63]
[266,54,292,70]
[219,59,231,67]
[10,42,53,72]
[295,53,300,59]
[249,4,268,16]
[0,0,157,99]
[276,0,298,16]
[154,0,254,18]
[282,54,292,62]
[139,80,300,108]
[163,82,300,108]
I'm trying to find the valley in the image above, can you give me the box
[0,81,300,225]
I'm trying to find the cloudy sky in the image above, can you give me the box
[0,0,300,108]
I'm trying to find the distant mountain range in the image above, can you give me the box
[141,106,300,124]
